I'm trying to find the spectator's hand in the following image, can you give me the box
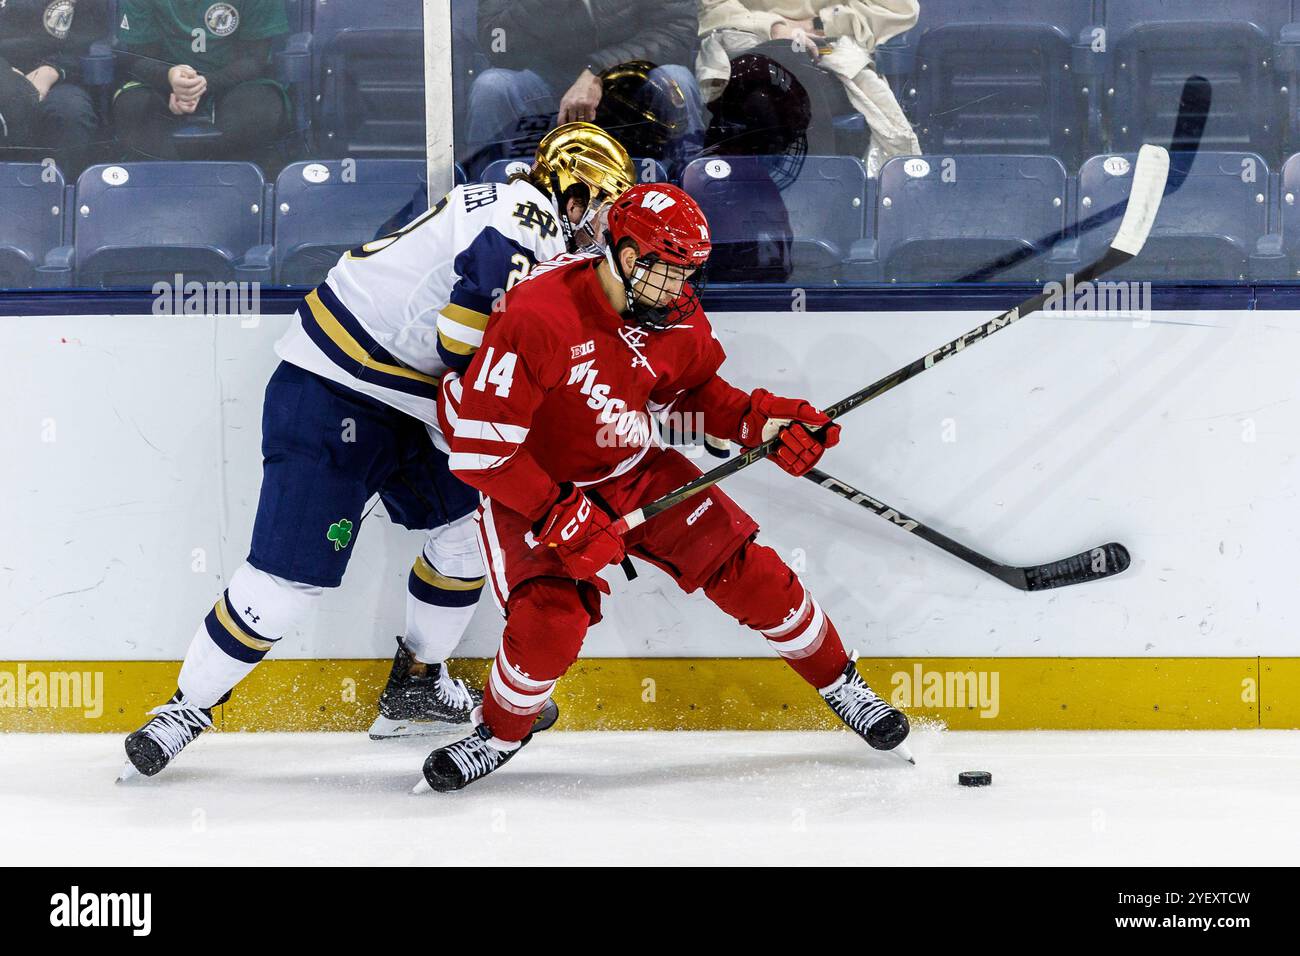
[169,93,200,115]
[772,18,822,60]
[558,69,603,125]
[168,64,207,101]
[25,66,60,102]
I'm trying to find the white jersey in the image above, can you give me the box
[275,178,568,430]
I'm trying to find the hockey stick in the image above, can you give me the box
[804,467,1130,590]
[613,143,1171,535]
[955,75,1210,283]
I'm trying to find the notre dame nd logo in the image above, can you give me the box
[512,201,558,239]
[205,3,240,37]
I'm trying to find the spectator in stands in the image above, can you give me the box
[0,0,108,173]
[469,0,705,176]
[697,0,919,175]
[111,0,288,162]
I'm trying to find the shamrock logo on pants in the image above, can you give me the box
[327,518,354,551]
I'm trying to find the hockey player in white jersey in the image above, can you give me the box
[120,124,636,778]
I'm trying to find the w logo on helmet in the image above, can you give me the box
[640,191,677,213]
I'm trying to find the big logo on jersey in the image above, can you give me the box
[567,360,653,449]
[512,201,558,239]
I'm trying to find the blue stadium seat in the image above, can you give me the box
[0,164,73,290]
[1074,151,1277,281]
[73,163,270,287]
[1106,1,1297,160]
[273,159,428,286]
[683,155,869,284]
[1275,152,1300,276]
[479,157,668,185]
[885,1,1103,166]
[854,154,1070,283]
[308,0,426,158]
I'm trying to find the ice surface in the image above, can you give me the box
[3,729,1296,865]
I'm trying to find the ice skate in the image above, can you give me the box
[118,689,228,781]
[368,637,483,739]
[413,708,531,793]
[820,655,914,764]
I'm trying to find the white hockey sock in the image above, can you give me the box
[177,564,320,708]
[403,520,485,665]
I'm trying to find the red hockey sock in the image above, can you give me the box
[481,578,592,741]
[704,539,850,689]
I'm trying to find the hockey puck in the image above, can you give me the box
[958,771,992,787]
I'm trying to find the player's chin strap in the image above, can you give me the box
[546,172,578,252]
[603,236,670,328]
[548,173,610,255]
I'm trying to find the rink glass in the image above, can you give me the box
[0,2,1285,293]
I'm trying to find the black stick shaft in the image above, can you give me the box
[803,467,1026,588]
[616,245,1132,532]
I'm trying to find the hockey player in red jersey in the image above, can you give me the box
[417,183,912,792]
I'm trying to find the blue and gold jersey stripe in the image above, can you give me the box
[299,283,441,402]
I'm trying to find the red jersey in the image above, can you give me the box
[440,252,752,521]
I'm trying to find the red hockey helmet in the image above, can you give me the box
[605,183,711,328]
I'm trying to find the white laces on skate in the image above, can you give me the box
[823,676,894,732]
[434,671,474,713]
[446,734,509,782]
[142,700,214,760]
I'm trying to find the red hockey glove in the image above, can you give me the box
[535,484,627,581]
[738,388,841,477]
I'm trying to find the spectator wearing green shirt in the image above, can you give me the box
[111,0,288,161]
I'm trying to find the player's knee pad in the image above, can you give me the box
[702,537,806,633]
[224,563,322,644]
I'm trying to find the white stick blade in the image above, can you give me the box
[1111,144,1171,256]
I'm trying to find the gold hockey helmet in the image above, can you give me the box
[531,122,637,250]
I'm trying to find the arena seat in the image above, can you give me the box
[273,160,428,286]
[73,163,270,288]
[0,164,73,290]
[883,0,1103,167]
[306,0,426,158]
[1073,151,1278,281]
[478,157,668,185]
[850,154,1070,283]
[1274,152,1300,277]
[1105,0,1298,161]
[683,155,869,285]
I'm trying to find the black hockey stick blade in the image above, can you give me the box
[955,75,1210,283]
[1017,541,1131,592]
[804,467,1131,591]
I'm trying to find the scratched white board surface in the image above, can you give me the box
[0,308,1294,659]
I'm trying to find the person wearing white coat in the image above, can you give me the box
[696,0,921,176]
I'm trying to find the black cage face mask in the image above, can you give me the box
[622,255,704,329]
